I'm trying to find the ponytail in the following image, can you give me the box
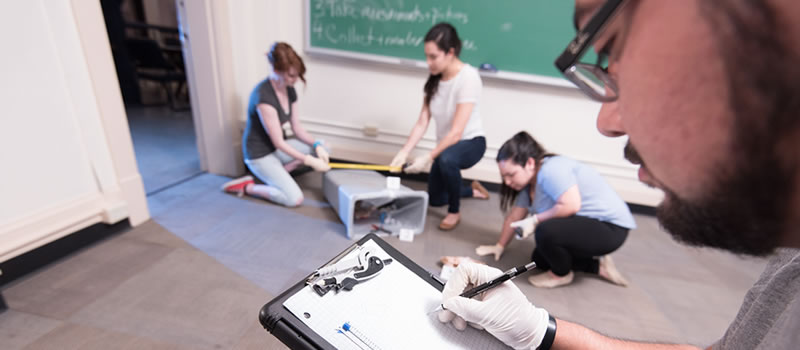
[424,74,442,107]
[423,22,461,107]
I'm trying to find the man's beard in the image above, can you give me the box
[619,0,800,256]
[625,142,784,256]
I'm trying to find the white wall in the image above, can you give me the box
[0,0,149,262]
[223,1,661,206]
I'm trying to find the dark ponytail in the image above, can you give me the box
[497,131,556,212]
[423,22,462,107]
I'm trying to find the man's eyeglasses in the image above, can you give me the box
[555,0,626,102]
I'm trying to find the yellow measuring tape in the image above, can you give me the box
[328,162,401,172]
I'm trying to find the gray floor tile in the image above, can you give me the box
[68,248,271,350]
[5,238,175,320]
[22,323,189,350]
[119,220,194,250]
[126,106,202,195]
[0,310,62,350]
[231,321,289,350]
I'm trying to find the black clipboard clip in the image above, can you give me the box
[313,255,393,296]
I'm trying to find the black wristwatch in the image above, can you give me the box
[537,315,557,350]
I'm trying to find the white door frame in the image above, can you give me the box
[176,0,243,177]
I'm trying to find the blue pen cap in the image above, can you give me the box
[342,322,351,331]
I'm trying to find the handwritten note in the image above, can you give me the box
[310,0,477,50]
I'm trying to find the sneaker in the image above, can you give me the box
[528,271,574,288]
[598,255,629,287]
[221,176,254,197]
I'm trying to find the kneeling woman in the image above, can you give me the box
[476,131,636,288]
[390,23,489,230]
[222,42,330,207]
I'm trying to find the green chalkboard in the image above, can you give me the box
[305,0,580,85]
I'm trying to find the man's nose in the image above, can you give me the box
[596,101,626,137]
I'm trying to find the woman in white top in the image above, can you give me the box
[390,23,489,231]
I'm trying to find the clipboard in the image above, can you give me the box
[258,234,509,349]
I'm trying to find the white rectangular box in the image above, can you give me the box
[323,170,428,239]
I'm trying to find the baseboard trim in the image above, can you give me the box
[0,220,131,288]
[0,291,6,313]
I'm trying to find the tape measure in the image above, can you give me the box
[328,162,402,172]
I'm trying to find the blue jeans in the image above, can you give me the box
[428,136,486,213]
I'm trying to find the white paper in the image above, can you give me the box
[386,176,401,190]
[398,228,415,242]
[284,240,509,349]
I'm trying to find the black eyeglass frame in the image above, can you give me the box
[555,0,626,102]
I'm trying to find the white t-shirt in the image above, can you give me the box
[428,64,485,142]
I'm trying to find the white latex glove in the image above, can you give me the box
[389,150,409,173]
[439,262,551,349]
[315,145,330,164]
[475,244,504,261]
[510,214,539,239]
[403,154,433,174]
[303,155,331,172]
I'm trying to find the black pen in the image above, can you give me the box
[432,261,537,313]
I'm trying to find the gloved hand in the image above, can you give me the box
[303,155,331,172]
[475,244,504,261]
[510,214,539,239]
[389,150,409,173]
[439,262,551,349]
[314,144,330,164]
[403,154,433,174]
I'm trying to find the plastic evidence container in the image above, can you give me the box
[322,170,428,239]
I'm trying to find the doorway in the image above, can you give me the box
[100,0,203,195]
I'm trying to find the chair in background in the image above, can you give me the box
[125,37,187,111]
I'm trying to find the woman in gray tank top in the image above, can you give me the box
[221,42,331,207]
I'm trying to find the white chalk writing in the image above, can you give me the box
[311,0,476,50]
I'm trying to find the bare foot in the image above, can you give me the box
[439,213,461,230]
[470,180,490,200]
[473,188,488,199]
[598,255,629,287]
[442,213,460,225]
[528,271,574,288]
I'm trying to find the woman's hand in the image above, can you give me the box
[404,154,433,174]
[510,215,539,239]
[475,244,504,261]
[315,144,330,163]
[439,262,551,349]
[304,155,331,172]
[390,150,409,173]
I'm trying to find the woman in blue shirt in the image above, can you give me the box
[476,131,636,288]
